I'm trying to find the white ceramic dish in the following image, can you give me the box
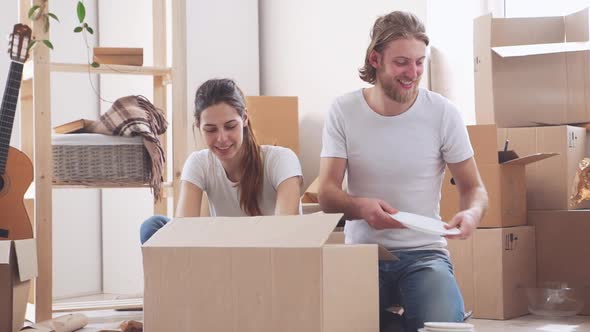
[389,211,461,236]
[423,322,474,331]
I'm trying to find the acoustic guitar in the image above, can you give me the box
[0,24,33,240]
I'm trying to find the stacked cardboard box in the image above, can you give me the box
[442,7,590,320]
[441,125,553,319]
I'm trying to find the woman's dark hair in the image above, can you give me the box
[194,78,263,216]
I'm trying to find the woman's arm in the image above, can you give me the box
[274,176,302,215]
[175,180,204,217]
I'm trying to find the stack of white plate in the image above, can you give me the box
[419,322,475,332]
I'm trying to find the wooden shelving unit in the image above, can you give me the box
[18,0,187,321]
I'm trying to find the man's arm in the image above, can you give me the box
[318,157,403,229]
[444,157,488,239]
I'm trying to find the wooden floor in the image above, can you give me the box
[59,311,590,331]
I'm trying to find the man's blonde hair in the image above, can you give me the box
[359,11,429,84]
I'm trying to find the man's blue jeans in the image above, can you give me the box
[140,215,170,244]
[379,250,464,332]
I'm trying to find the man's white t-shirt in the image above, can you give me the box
[321,88,473,250]
[181,145,303,216]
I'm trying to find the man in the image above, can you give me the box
[318,11,488,332]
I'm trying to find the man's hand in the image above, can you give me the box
[444,208,482,240]
[354,197,405,230]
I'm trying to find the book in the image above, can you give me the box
[93,55,143,66]
[93,47,144,66]
[53,119,94,134]
[93,47,143,56]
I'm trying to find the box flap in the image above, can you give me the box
[145,214,343,248]
[15,239,37,281]
[492,41,590,58]
[0,240,10,264]
[565,8,589,42]
[500,152,558,166]
[490,16,565,47]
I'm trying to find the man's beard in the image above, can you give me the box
[380,73,421,104]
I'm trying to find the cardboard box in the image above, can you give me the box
[245,96,299,156]
[529,210,590,315]
[441,125,556,228]
[0,239,37,332]
[447,226,536,320]
[474,8,590,127]
[497,126,588,210]
[142,214,382,332]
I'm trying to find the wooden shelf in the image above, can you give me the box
[20,0,188,320]
[22,61,171,81]
[53,297,143,312]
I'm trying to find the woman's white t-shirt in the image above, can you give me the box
[180,145,303,216]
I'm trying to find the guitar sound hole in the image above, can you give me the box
[0,175,4,192]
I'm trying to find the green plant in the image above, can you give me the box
[27,1,99,67]
[72,1,99,67]
[26,1,58,50]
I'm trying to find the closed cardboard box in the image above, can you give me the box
[474,8,590,127]
[447,226,536,320]
[142,214,381,332]
[246,96,299,155]
[441,125,556,228]
[0,239,37,332]
[529,210,590,315]
[497,126,588,210]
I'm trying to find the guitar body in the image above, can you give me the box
[0,147,33,239]
[0,24,34,240]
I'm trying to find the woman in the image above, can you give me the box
[140,78,303,244]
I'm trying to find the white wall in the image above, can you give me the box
[97,0,154,296]
[47,0,102,299]
[259,0,428,184]
[185,0,260,152]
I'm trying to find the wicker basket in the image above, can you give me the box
[52,134,151,186]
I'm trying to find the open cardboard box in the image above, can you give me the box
[441,125,557,228]
[142,214,393,332]
[0,239,37,332]
[474,8,590,127]
[497,125,588,210]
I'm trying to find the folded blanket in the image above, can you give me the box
[86,95,167,201]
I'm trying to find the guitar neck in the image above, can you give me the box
[0,61,24,175]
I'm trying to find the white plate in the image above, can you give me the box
[424,322,474,331]
[389,211,461,236]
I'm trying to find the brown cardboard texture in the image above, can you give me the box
[0,239,37,332]
[497,126,587,210]
[529,210,590,315]
[246,96,299,155]
[447,226,536,320]
[441,125,556,228]
[474,8,590,127]
[142,214,381,332]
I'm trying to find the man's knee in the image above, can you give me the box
[140,215,170,244]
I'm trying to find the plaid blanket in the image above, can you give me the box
[86,95,167,201]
